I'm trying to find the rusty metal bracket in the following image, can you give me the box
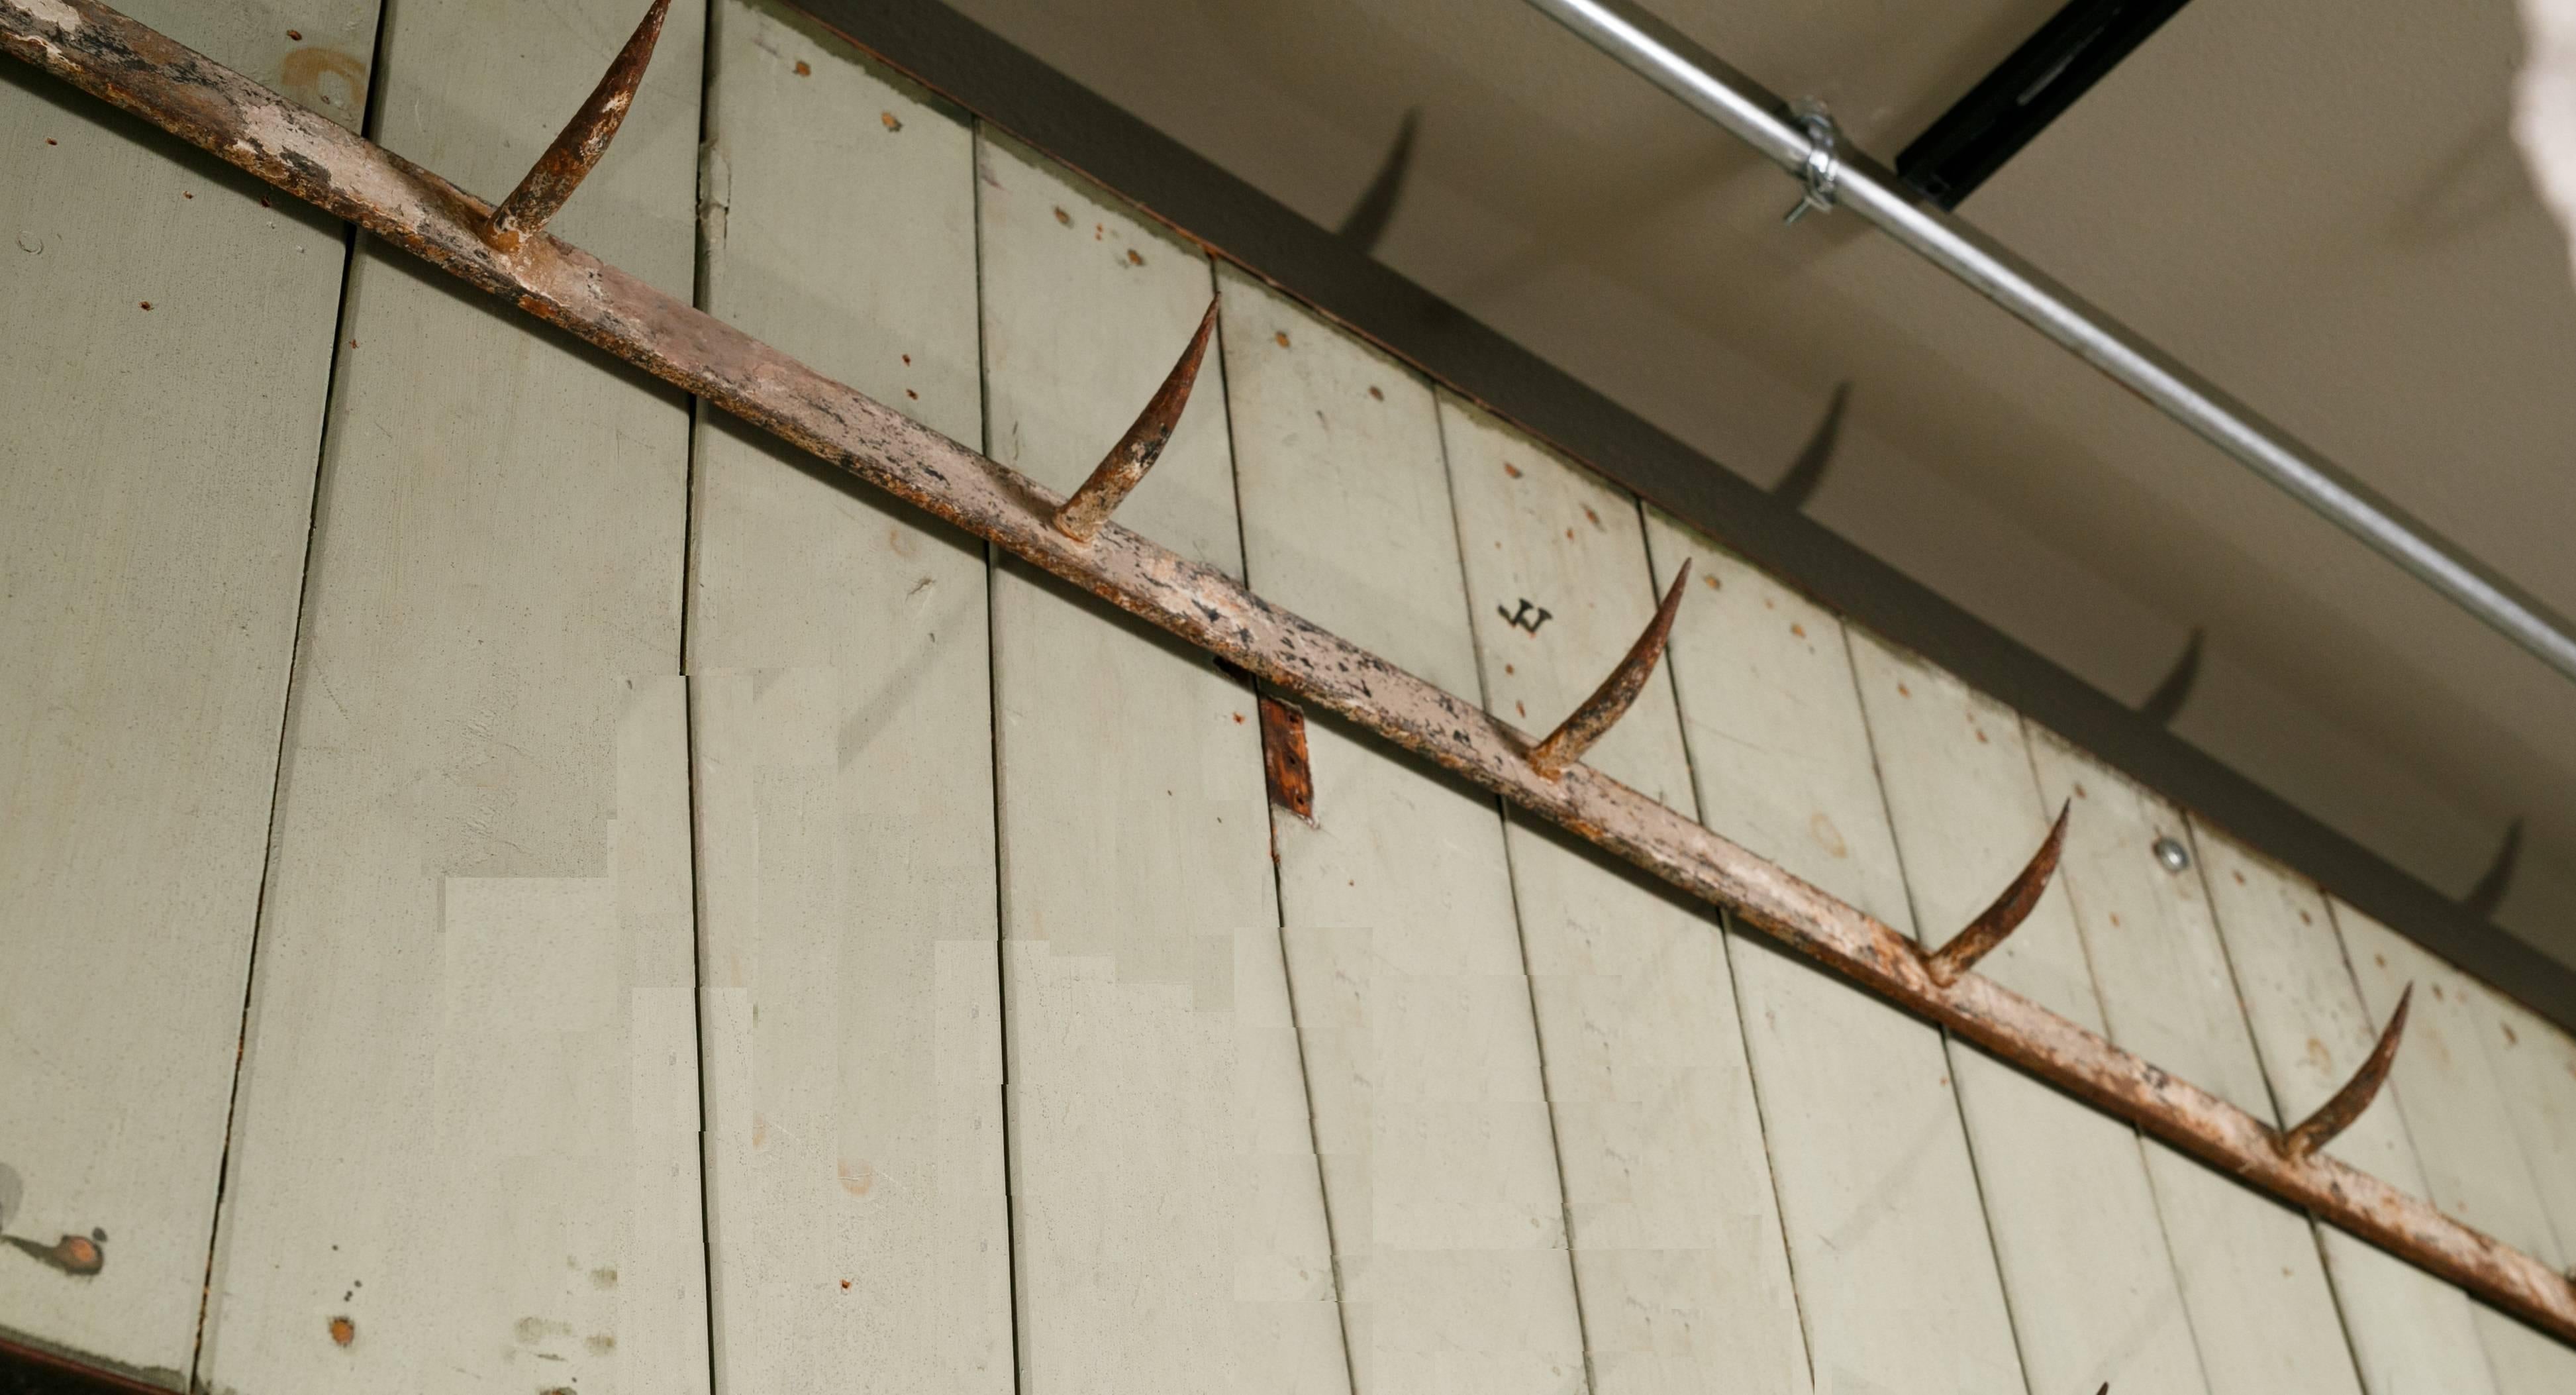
[1258,695,1314,822]
[8,0,2574,1347]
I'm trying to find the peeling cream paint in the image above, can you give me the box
[19,0,77,34]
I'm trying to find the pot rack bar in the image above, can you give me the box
[1525,0,2576,685]
[7,0,2575,1347]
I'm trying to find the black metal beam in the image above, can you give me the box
[1897,0,2193,209]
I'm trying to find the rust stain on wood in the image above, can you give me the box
[3,1231,103,1276]
[277,44,363,115]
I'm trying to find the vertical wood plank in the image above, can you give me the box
[1848,637,2208,1395]
[976,131,1347,1394]
[193,1,708,1391]
[2025,732,2365,1395]
[2338,908,2576,1394]
[1220,273,1585,1395]
[2340,916,2560,1258]
[1442,406,1810,1395]
[2191,824,2502,1395]
[2477,988,2576,1265]
[0,1,377,1380]
[2473,979,2576,1395]
[1640,514,2025,1395]
[689,5,1009,1392]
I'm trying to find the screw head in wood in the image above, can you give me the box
[2154,836,2191,872]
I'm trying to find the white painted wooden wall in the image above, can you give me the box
[5,2,2576,1392]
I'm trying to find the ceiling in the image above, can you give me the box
[941,0,2576,970]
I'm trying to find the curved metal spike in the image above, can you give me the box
[2138,626,2204,725]
[2463,817,2523,921]
[1528,559,1691,778]
[2281,985,2411,1160]
[485,0,672,252]
[1338,108,1419,253]
[1054,297,1221,542]
[1771,381,1849,511]
[1926,801,2070,986]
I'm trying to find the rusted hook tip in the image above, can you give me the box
[2280,984,2411,1160]
[1055,295,1221,542]
[485,0,673,251]
[1528,558,1691,778]
[1925,800,2069,986]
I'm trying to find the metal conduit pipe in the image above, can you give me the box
[1524,0,2576,685]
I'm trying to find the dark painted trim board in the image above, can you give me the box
[779,0,2576,1033]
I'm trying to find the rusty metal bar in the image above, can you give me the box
[1056,295,1218,541]
[2282,984,2412,1161]
[1926,801,2069,987]
[1529,558,1691,777]
[8,0,2572,1347]
[1258,695,1314,822]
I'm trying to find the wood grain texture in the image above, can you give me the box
[2338,908,2576,1394]
[1849,636,2208,1395]
[689,5,1009,1390]
[0,0,376,1380]
[1442,406,1808,1395]
[212,0,375,132]
[1220,272,1585,1395]
[976,130,1348,1395]
[2191,824,2502,1395]
[2473,983,2576,1387]
[2476,986,2576,1268]
[1642,513,2024,1395]
[2341,915,2559,1258]
[2026,732,2364,1395]
[193,1,707,1391]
